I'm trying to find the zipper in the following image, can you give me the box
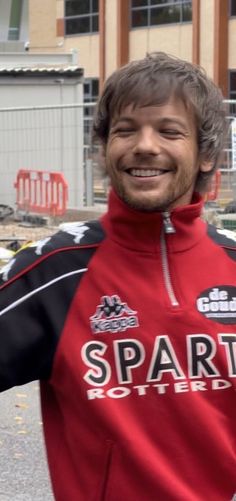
[161,212,179,307]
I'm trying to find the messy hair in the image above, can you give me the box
[93,52,227,192]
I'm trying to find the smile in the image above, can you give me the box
[127,168,170,178]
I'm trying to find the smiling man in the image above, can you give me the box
[0,52,236,501]
[105,98,211,212]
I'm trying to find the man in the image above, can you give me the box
[0,52,235,500]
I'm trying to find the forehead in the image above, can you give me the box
[111,95,196,129]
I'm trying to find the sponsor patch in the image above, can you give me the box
[90,295,139,334]
[197,286,236,324]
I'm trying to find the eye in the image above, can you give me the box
[112,127,135,136]
[160,129,183,138]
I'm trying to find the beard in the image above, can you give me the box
[114,183,176,213]
[107,157,198,214]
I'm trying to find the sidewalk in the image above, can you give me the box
[0,382,53,500]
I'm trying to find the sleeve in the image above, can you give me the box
[0,242,86,392]
[0,249,61,391]
[0,222,104,392]
[207,223,236,261]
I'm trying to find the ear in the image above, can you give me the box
[199,160,214,173]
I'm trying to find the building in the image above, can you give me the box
[0,0,236,209]
[0,0,235,100]
[28,0,236,206]
[0,52,84,208]
[0,0,230,101]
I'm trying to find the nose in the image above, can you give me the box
[133,127,161,156]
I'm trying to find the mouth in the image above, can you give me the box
[126,168,171,178]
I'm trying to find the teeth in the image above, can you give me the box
[129,169,164,177]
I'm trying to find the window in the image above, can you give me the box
[65,0,99,35]
[84,78,99,144]
[230,0,236,16]
[84,78,99,103]
[8,0,23,40]
[229,71,236,100]
[131,0,192,28]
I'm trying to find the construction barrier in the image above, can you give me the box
[14,169,68,216]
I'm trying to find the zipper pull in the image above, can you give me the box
[162,211,176,234]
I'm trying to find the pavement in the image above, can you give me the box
[0,382,54,500]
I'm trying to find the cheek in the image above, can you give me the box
[176,146,198,171]
[105,146,120,174]
[106,140,124,167]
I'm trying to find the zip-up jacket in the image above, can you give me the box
[0,189,236,501]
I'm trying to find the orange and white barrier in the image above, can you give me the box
[14,169,68,216]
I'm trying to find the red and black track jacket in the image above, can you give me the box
[0,189,236,501]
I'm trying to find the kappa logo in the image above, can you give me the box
[59,221,89,243]
[0,257,16,281]
[90,295,139,334]
[30,237,51,255]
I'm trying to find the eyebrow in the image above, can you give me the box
[111,117,135,127]
[111,116,190,129]
[157,117,190,129]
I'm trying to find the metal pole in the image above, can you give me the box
[85,158,94,206]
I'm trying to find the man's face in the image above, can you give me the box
[104,96,212,212]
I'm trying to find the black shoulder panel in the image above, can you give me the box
[0,219,106,390]
[207,223,236,261]
[0,219,106,285]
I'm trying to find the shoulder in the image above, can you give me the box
[51,219,105,247]
[207,223,236,260]
[0,219,106,284]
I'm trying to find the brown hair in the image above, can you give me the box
[93,52,227,192]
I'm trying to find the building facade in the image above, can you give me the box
[0,1,236,210]
[24,0,236,101]
[0,1,235,100]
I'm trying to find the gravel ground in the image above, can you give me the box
[0,221,59,245]
[0,204,107,248]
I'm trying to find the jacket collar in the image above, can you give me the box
[101,189,206,253]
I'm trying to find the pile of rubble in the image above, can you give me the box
[0,218,59,267]
[0,221,58,245]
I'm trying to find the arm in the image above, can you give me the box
[0,246,62,391]
[0,222,105,392]
[0,240,86,391]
